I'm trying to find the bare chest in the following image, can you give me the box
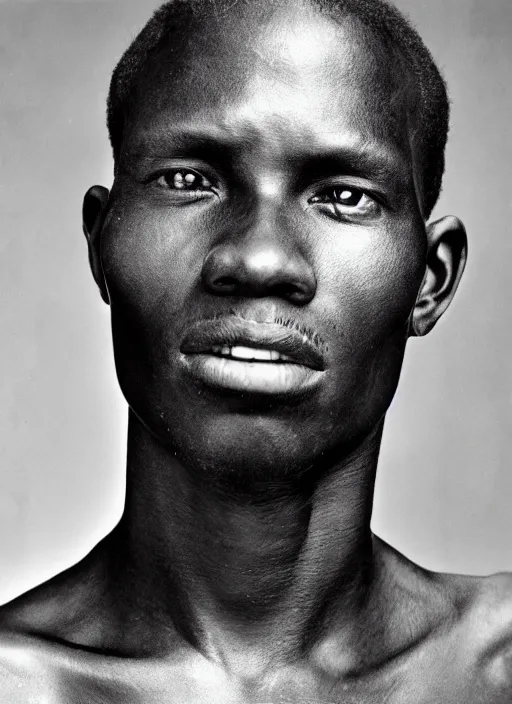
[0,634,510,704]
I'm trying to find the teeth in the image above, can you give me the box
[210,345,293,362]
[232,346,272,360]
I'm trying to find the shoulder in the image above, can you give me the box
[376,538,512,637]
[0,627,133,704]
[467,572,512,661]
[0,629,60,702]
[434,570,512,697]
[0,550,115,702]
[0,566,88,636]
[0,538,110,651]
[0,573,83,701]
[441,569,512,636]
[375,540,512,696]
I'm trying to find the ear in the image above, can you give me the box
[410,215,467,337]
[83,185,110,304]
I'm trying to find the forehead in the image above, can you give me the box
[124,2,414,167]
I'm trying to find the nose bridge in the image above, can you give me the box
[234,162,310,271]
[243,178,290,250]
[201,173,316,304]
[226,188,300,284]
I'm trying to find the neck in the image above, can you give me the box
[108,412,383,666]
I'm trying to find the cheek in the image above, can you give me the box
[99,199,213,411]
[320,219,426,345]
[316,220,426,435]
[100,198,206,322]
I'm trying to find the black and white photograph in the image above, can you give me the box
[0,0,511,701]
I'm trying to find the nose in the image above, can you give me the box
[201,204,316,305]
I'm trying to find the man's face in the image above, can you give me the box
[95,3,428,477]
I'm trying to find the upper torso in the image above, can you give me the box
[0,582,512,703]
[0,540,511,703]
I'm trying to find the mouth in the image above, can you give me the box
[179,317,326,396]
[209,345,299,363]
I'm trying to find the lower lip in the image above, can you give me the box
[182,354,323,396]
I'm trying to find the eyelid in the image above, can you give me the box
[305,177,387,208]
[157,168,211,188]
[143,161,223,189]
[149,170,223,206]
[304,181,385,224]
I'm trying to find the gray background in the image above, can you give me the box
[0,0,511,605]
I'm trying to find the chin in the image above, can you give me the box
[178,416,319,482]
[120,348,398,486]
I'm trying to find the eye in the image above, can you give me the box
[309,186,380,220]
[155,168,214,192]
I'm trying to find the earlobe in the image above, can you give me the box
[83,185,110,304]
[410,215,467,337]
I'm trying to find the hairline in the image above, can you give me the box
[108,0,449,217]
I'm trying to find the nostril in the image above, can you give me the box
[201,245,316,302]
[272,282,315,304]
[273,282,300,296]
[212,276,238,290]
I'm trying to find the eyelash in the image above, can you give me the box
[153,168,380,218]
[308,186,380,220]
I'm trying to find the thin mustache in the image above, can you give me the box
[189,309,328,354]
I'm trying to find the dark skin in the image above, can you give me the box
[1,2,511,702]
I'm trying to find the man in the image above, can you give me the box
[0,0,510,701]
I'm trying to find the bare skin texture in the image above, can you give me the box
[1,2,512,702]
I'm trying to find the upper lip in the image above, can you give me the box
[180,317,326,371]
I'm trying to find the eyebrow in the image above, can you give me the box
[124,126,245,161]
[124,125,408,185]
[295,146,403,185]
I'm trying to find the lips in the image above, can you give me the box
[180,317,326,371]
[179,316,326,396]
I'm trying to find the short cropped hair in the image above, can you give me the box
[107,0,449,218]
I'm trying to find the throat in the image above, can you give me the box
[109,414,379,659]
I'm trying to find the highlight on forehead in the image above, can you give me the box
[126,8,411,149]
[107,0,449,218]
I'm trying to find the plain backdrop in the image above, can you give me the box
[0,0,511,605]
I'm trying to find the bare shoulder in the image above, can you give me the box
[0,554,124,704]
[0,629,61,702]
[468,571,512,658]
[0,538,110,652]
[0,627,138,704]
[378,539,512,646]
[0,558,98,701]
[375,540,512,700]
[435,569,512,695]
[441,569,512,635]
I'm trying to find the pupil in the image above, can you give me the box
[336,188,360,206]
